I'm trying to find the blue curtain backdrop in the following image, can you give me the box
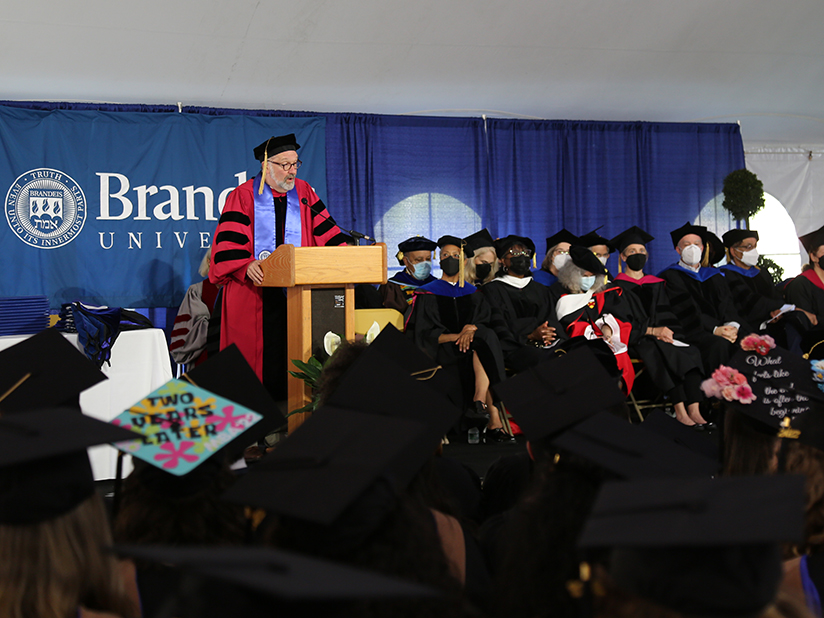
[1,101,744,308]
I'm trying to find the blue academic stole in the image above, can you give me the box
[253,173,302,260]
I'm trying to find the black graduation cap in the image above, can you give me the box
[568,245,608,276]
[579,475,805,617]
[397,236,437,254]
[0,328,106,413]
[492,346,626,441]
[436,235,474,258]
[551,411,718,479]
[0,408,141,524]
[669,221,707,248]
[640,409,719,463]
[222,407,426,526]
[799,224,824,255]
[578,229,612,251]
[544,229,579,255]
[720,344,824,432]
[463,228,495,253]
[112,545,437,617]
[253,134,300,161]
[722,228,759,248]
[184,343,286,459]
[608,226,654,254]
[494,234,536,258]
[705,231,725,265]
[324,327,463,481]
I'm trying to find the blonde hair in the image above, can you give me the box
[0,493,138,618]
[465,246,499,284]
[198,247,212,279]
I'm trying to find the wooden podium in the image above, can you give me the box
[258,243,387,432]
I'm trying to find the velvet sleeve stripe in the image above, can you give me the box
[213,249,252,264]
[314,217,336,237]
[218,211,251,226]
[324,232,351,247]
[216,230,250,245]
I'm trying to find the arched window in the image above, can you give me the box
[375,193,481,275]
[749,193,802,279]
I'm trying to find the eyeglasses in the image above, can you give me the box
[268,159,302,172]
[505,250,533,258]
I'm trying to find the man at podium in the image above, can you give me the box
[210,134,350,399]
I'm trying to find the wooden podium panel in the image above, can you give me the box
[258,244,387,432]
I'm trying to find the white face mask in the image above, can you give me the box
[681,244,702,266]
[553,253,571,270]
[598,255,609,266]
[740,248,759,267]
[580,275,596,291]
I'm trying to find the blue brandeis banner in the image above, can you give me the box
[0,106,326,308]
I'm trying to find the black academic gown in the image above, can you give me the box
[613,274,704,400]
[480,276,566,373]
[658,263,746,372]
[720,264,785,331]
[785,270,824,354]
[408,279,506,390]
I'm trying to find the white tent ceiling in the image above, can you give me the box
[4,0,824,145]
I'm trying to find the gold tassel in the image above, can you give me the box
[411,365,442,380]
[701,244,710,268]
[258,142,269,196]
[459,243,465,287]
[532,253,537,269]
[0,372,31,406]
[618,258,622,274]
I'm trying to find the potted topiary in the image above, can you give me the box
[722,169,765,224]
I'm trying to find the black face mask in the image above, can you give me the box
[508,255,532,276]
[440,256,461,277]
[475,263,492,281]
[625,253,648,271]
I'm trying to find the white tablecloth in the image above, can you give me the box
[0,329,173,479]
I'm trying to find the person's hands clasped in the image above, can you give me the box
[714,324,738,343]
[245,260,265,285]
[528,321,556,346]
[455,324,477,353]
[648,326,674,343]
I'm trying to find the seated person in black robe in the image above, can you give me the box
[720,228,812,353]
[379,236,438,315]
[549,245,644,393]
[533,229,578,287]
[609,226,708,427]
[578,228,615,280]
[658,222,747,372]
[463,228,499,286]
[784,223,824,355]
[480,235,565,373]
[408,235,511,442]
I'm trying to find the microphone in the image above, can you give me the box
[349,229,376,243]
[303,198,376,244]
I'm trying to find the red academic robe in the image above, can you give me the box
[209,177,348,381]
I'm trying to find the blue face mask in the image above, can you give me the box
[580,275,596,291]
[412,261,432,280]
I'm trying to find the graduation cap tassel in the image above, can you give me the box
[701,244,710,268]
[410,365,443,381]
[459,244,465,288]
[258,143,269,196]
[617,258,622,274]
[0,373,31,406]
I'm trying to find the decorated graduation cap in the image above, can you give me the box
[463,228,495,253]
[701,335,824,448]
[0,328,106,413]
[578,228,612,251]
[253,134,300,161]
[493,346,625,442]
[579,475,805,618]
[608,226,654,254]
[112,545,436,617]
[722,228,759,248]
[669,221,707,248]
[395,236,437,265]
[568,244,608,276]
[551,411,718,479]
[222,407,426,526]
[545,229,579,256]
[110,369,269,477]
[799,223,824,255]
[0,408,141,524]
